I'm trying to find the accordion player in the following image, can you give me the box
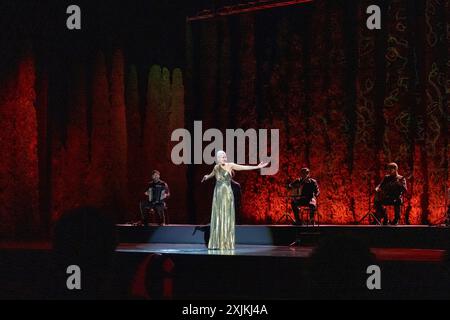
[139,170,170,225]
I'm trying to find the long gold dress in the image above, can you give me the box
[208,165,235,250]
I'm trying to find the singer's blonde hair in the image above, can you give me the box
[216,150,226,163]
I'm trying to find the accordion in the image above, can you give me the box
[148,184,166,203]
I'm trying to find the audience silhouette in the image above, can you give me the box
[52,206,117,299]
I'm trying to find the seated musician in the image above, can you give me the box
[288,167,320,225]
[374,162,407,225]
[139,170,170,225]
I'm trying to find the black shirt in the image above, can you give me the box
[377,174,407,202]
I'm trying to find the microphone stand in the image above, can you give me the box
[275,193,296,225]
[357,175,381,225]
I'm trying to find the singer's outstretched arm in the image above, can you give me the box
[229,162,268,171]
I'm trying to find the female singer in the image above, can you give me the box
[201,150,268,250]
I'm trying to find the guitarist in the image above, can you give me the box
[288,167,320,225]
[374,163,407,225]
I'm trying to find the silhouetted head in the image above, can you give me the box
[52,206,117,299]
[309,234,375,299]
[442,238,450,298]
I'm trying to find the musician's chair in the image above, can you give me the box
[296,205,319,226]
[139,200,168,225]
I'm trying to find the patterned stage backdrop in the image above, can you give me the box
[0,1,448,238]
[186,0,449,225]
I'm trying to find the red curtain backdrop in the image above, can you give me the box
[0,47,39,237]
[186,0,449,225]
[0,1,448,239]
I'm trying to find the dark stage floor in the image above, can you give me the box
[1,224,450,299]
[116,223,450,249]
[0,241,445,262]
[116,242,445,262]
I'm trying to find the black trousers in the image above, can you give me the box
[291,197,316,224]
[139,200,167,225]
[374,199,401,224]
